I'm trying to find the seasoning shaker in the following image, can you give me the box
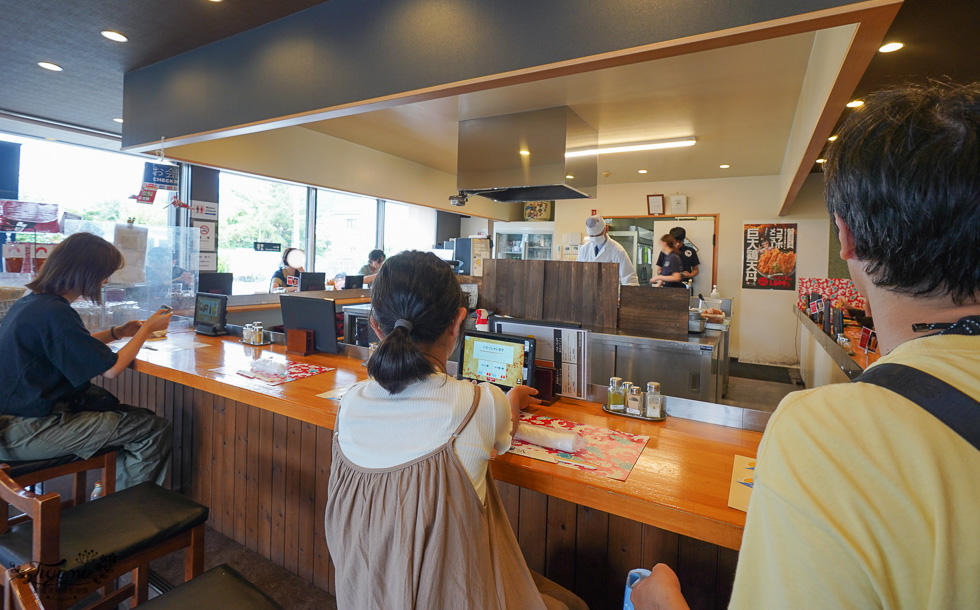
[626,386,643,416]
[645,382,665,420]
[608,377,625,412]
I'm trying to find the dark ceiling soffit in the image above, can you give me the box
[0,109,122,142]
[122,0,871,151]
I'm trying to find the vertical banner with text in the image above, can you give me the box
[743,223,798,290]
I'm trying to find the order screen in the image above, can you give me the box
[461,335,526,387]
[196,296,221,326]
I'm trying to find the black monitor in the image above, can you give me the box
[298,271,326,292]
[344,275,364,290]
[198,272,233,296]
[457,330,535,391]
[279,295,338,354]
[193,293,228,336]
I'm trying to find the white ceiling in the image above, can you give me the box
[301,31,817,184]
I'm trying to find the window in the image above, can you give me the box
[218,172,307,294]
[314,189,378,278]
[383,200,436,256]
[2,132,171,227]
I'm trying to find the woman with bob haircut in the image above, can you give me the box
[0,232,174,489]
[325,250,587,609]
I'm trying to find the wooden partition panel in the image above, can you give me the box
[619,285,689,335]
[482,259,619,328]
[97,369,737,608]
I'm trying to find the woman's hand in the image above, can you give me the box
[143,308,173,334]
[117,319,143,338]
[507,385,540,411]
[630,564,690,610]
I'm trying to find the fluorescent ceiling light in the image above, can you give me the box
[565,175,574,179]
[519,150,530,156]
[566,136,696,158]
[637,170,648,174]
[879,42,903,53]
[38,62,63,71]
[101,31,128,42]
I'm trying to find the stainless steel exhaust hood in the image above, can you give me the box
[456,107,597,203]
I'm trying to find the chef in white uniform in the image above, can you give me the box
[576,214,639,286]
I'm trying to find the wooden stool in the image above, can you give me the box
[6,564,283,610]
[1,449,118,509]
[0,466,207,610]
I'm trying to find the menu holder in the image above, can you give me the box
[286,328,314,356]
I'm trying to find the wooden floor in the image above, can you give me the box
[95,368,740,609]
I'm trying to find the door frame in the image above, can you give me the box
[605,213,719,287]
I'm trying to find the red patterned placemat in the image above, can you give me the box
[211,362,334,386]
[509,413,649,481]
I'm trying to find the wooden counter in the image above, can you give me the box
[100,329,760,608]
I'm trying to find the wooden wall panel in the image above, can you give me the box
[98,373,738,607]
[618,285,689,336]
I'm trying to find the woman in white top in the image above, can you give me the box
[325,250,588,609]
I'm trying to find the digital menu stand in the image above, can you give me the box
[194,293,228,336]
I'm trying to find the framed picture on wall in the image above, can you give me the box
[647,194,665,215]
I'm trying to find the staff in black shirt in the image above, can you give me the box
[656,226,701,283]
[0,232,173,489]
[650,235,686,288]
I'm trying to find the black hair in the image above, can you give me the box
[367,250,465,394]
[660,234,677,249]
[368,249,386,264]
[825,81,980,305]
[669,227,687,241]
[26,232,123,304]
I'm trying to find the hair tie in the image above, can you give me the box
[393,319,413,333]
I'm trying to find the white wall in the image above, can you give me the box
[553,173,830,365]
[460,216,490,237]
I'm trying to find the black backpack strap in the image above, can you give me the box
[853,363,980,452]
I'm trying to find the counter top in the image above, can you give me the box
[130,330,760,549]
[795,307,876,378]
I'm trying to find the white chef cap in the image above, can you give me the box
[585,214,606,236]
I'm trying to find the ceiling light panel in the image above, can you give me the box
[565,136,696,158]
[37,62,63,71]
[101,31,128,42]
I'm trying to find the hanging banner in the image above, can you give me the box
[142,162,179,190]
[742,223,797,290]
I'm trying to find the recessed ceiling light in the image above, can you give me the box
[565,175,574,179]
[846,100,864,108]
[113,118,124,123]
[565,136,696,158]
[208,0,223,2]
[37,62,63,71]
[816,158,827,164]
[879,42,903,53]
[637,169,648,174]
[828,135,838,142]
[719,164,730,169]
[519,150,530,156]
[101,30,128,42]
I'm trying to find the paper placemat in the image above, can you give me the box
[727,454,756,512]
[509,413,649,481]
[211,362,334,386]
[140,341,209,353]
[317,386,351,401]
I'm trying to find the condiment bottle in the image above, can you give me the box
[608,377,625,413]
[626,386,643,416]
[645,382,665,420]
[254,322,264,343]
[244,324,255,344]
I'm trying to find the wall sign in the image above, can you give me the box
[254,242,282,252]
[190,199,218,220]
[742,223,797,290]
[194,220,216,251]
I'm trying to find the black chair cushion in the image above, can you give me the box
[140,564,283,610]
[0,482,208,589]
[3,447,119,479]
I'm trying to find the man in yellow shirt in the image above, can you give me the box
[632,81,980,608]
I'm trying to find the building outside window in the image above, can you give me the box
[382,200,436,257]
[315,189,377,279]
[218,171,307,294]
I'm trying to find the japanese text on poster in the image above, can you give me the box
[743,223,797,290]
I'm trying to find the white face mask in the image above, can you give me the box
[591,234,606,246]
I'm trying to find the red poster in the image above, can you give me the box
[743,223,797,290]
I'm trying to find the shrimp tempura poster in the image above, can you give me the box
[742,223,797,290]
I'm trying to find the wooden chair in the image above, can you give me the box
[0,466,207,610]
[5,564,284,610]
[1,449,118,511]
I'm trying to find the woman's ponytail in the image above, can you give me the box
[366,251,465,394]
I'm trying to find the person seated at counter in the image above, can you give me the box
[269,247,305,292]
[632,82,980,609]
[576,213,639,285]
[324,250,587,610]
[655,227,699,285]
[356,248,385,285]
[0,232,174,490]
[649,235,685,288]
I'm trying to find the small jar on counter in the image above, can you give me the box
[626,386,643,416]
[608,377,625,413]
[645,382,665,420]
[244,324,255,344]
